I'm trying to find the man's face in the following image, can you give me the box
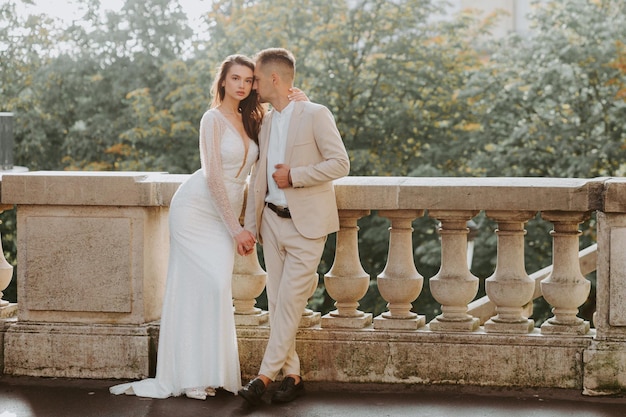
[253,64,271,103]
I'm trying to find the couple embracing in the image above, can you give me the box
[110,47,350,407]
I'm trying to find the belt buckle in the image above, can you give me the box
[268,203,290,218]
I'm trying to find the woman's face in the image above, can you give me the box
[222,64,254,102]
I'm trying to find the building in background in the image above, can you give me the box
[446,0,544,38]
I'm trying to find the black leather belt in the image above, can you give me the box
[267,202,291,219]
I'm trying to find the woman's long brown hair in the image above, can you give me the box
[211,54,264,144]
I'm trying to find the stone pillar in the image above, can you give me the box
[540,211,591,335]
[484,211,536,334]
[374,210,425,330]
[1,172,181,378]
[583,202,626,395]
[428,210,480,332]
[322,210,372,329]
[232,248,268,326]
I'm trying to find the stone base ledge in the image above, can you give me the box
[541,320,591,335]
[373,314,426,330]
[236,326,595,389]
[428,317,480,332]
[484,318,535,334]
[321,312,373,329]
[235,312,269,326]
[2,321,600,391]
[0,303,17,319]
[3,322,158,379]
[583,340,626,396]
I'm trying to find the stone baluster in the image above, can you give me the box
[484,211,536,333]
[232,247,268,326]
[540,211,591,335]
[374,210,425,330]
[428,210,480,332]
[322,210,373,328]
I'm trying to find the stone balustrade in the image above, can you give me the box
[2,172,626,395]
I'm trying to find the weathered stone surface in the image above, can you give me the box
[3,322,156,379]
[0,171,184,207]
[236,326,592,389]
[583,341,626,395]
[594,212,626,340]
[0,303,17,318]
[602,178,626,213]
[334,176,602,212]
[24,215,132,313]
[16,205,168,324]
[0,317,16,373]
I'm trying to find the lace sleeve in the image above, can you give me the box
[198,111,244,238]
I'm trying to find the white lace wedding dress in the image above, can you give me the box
[110,109,259,399]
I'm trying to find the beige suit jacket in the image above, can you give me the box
[244,101,350,242]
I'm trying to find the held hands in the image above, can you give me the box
[272,164,292,189]
[236,230,257,256]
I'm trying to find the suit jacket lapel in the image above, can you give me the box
[257,111,273,190]
[284,102,304,163]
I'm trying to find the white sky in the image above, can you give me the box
[17,0,211,25]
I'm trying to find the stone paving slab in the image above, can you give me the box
[2,376,626,417]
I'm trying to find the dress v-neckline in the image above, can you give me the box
[215,109,251,179]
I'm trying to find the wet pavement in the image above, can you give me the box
[1,375,626,417]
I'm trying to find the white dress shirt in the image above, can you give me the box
[265,101,294,207]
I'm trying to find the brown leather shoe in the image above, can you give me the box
[238,378,266,406]
[271,376,305,403]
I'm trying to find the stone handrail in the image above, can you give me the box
[3,172,626,396]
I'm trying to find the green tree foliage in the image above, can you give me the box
[461,0,626,179]
[201,0,489,177]
[1,0,196,172]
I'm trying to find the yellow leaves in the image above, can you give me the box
[83,161,113,171]
[171,121,194,136]
[425,36,444,46]
[461,122,481,132]
[62,156,112,171]
[607,41,626,101]
[125,87,150,100]
[106,143,135,157]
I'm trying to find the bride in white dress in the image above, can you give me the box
[110,55,262,400]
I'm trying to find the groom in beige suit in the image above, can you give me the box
[239,48,350,406]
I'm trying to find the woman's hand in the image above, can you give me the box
[288,87,309,102]
[235,230,257,256]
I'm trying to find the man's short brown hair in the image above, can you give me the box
[255,48,296,81]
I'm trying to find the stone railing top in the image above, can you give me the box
[334,176,605,212]
[600,178,626,213]
[0,171,187,207]
[0,172,614,212]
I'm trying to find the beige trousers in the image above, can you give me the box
[258,205,325,380]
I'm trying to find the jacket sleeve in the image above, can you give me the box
[289,105,350,188]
